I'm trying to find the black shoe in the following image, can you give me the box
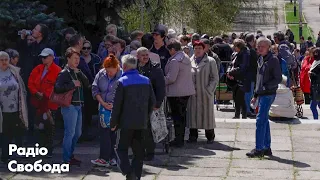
[169,140,184,148]
[126,173,136,180]
[207,140,214,144]
[246,149,264,158]
[144,154,154,161]
[247,112,256,118]
[186,138,197,144]
[264,148,272,156]
[232,116,240,119]
[242,116,247,119]
[70,157,82,166]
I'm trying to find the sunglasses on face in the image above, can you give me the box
[82,47,91,50]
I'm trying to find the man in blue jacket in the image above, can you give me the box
[247,37,282,158]
[111,55,156,180]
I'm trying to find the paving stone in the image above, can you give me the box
[228,168,293,178]
[235,141,292,151]
[157,176,221,180]
[292,152,320,171]
[214,129,236,142]
[226,177,284,180]
[292,139,320,152]
[216,122,238,129]
[236,135,291,143]
[160,167,226,177]
[290,124,320,131]
[170,148,229,159]
[237,129,290,137]
[292,130,320,138]
[231,159,293,170]
[167,157,229,168]
[233,150,293,160]
[182,141,235,151]
[296,171,320,180]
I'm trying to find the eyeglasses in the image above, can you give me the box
[82,47,91,50]
[0,58,9,62]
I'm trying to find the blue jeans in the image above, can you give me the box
[256,95,276,151]
[245,82,255,113]
[310,100,320,119]
[61,105,82,162]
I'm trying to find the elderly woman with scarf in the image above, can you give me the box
[309,48,320,120]
[0,51,28,163]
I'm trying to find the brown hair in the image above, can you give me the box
[65,47,80,59]
[103,54,120,69]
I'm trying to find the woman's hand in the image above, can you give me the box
[250,98,257,105]
[73,80,81,87]
[102,102,113,110]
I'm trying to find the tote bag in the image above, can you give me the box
[99,104,111,128]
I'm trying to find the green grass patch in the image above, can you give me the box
[285,2,299,10]
[285,11,305,23]
[288,24,315,42]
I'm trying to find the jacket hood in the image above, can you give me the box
[169,51,191,65]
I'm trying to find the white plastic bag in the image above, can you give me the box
[150,104,168,143]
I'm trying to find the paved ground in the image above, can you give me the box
[0,104,319,180]
[303,0,320,37]
[232,0,286,35]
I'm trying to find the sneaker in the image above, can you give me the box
[264,148,272,156]
[207,139,214,144]
[246,149,264,158]
[186,138,197,144]
[169,140,184,147]
[109,158,117,166]
[91,159,110,167]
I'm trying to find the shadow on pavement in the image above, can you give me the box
[266,155,311,168]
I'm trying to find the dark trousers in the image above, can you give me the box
[189,129,215,141]
[143,122,155,158]
[37,111,56,154]
[167,96,190,144]
[304,93,311,104]
[233,86,247,117]
[99,127,116,161]
[27,92,36,134]
[115,129,144,179]
[82,89,97,136]
[1,112,24,161]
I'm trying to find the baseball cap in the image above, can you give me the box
[39,48,55,57]
[152,28,166,37]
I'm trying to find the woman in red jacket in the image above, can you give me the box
[28,48,62,157]
[300,47,315,104]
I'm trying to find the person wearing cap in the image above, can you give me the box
[28,48,62,157]
[150,27,171,71]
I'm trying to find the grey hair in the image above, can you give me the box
[136,47,149,55]
[0,51,10,60]
[257,37,272,47]
[106,24,117,31]
[121,54,137,70]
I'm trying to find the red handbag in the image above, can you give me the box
[50,89,75,107]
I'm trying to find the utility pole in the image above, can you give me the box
[299,0,303,38]
[140,0,144,31]
[294,0,297,16]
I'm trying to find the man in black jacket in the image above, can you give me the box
[111,55,155,180]
[18,24,50,134]
[245,34,258,117]
[136,47,165,161]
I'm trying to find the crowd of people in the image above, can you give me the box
[0,23,320,180]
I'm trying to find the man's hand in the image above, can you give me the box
[250,98,257,105]
[35,92,43,100]
[227,73,234,80]
[111,125,117,131]
[74,68,80,73]
[20,29,27,40]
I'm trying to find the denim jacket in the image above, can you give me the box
[92,68,123,103]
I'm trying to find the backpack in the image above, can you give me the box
[278,43,297,70]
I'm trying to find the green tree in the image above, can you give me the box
[0,0,64,49]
